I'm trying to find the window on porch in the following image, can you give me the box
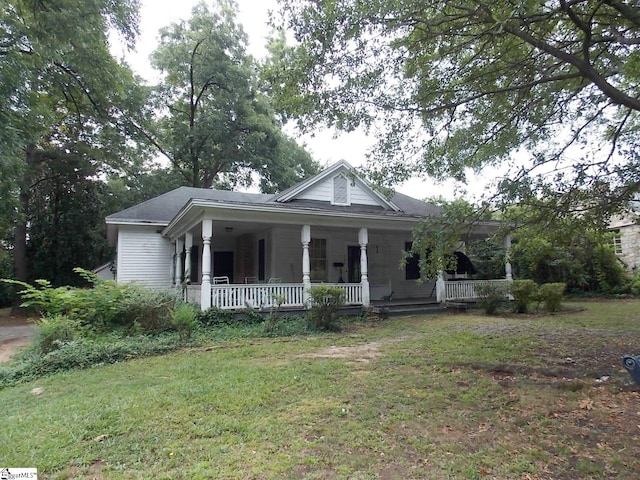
[405,241,420,280]
[310,238,327,282]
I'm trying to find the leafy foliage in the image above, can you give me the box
[306,285,345,331]
[2,269,178,333]
[1,0,146,297]
[146,0,319,191]
[536,283,567,313]
[509,280,539,314]
[475,282,510,315]
[272,0,640,217]
[170,303,198,341]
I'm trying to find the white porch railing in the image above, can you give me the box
[211,283,306,310]
[185,282,363,310]
[444,279,511,301]
[330,283,363,305]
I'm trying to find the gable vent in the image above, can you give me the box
[333,174,349,205]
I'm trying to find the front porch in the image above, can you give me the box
[184,279,511,311]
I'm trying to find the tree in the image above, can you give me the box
[271,0,640,217]
[1,0,143,304]
[146,0,318,190]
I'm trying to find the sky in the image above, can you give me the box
[113,0,488,201]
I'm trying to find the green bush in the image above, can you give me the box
[195,307,235,327]
[536,282,566,312]
[170,303,198,340]
[306,285,345,331]
[32,315,78,355]
[2,269,179,334]
[475,282,509,315]
[510,279,538,313]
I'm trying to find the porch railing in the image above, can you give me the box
[330,283,363,305]
[186,282,364,310]
[211,283,306,310]
[444,279,511,301]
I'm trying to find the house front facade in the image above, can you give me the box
[106,161,510,310]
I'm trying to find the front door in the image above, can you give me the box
[213,251,234,283]
[347,246,361,283]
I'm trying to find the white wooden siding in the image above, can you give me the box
[297,175,381,207]
[350,183,379,206]
[298,181,332,202]
[116,226,173,289]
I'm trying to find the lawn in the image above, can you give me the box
[2,300,640,479]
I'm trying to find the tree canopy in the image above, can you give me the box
[1,0,144,292]
[146,0,319,191]
[270,0,640,218]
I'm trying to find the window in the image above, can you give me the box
[309,238,328,282]
[612,230,623,254]
[333,174,349,205]
[405,241,420,280]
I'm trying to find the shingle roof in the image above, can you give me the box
[106,185,442,225]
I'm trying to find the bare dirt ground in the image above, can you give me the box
[0,308,35,362]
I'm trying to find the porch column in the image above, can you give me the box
[184,232,193,283]
[503,234,513,281]
[201,219,213,310]
[301,224,311,305]
[436,271,446,303]
[174,237,184,286]
[358,228,370,307]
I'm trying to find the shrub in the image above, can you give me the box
[510,279,538,313]
[32,315,78,355]
[2,270,179,334]
[264,293,287,334]
[306,285,345,331]
[195,307,234,327]
[537,282,566,312]
[475,282,509,315]
[170,303,197,341]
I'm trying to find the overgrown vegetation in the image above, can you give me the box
[2,300,640,479]
[0,272,345,388]
[306,285,345,331]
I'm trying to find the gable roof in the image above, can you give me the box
[106,162,444,233]
[272,159,400,211]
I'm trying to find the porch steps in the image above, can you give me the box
[371,299,446,317]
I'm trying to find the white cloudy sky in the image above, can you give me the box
[112,0,489,200]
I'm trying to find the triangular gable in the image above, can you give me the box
[273,160,399,211]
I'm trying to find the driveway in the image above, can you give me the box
[0,311,36,362]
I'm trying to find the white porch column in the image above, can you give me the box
[184,232,193,283]
[301,224,311,304]
[503,233,513,281]
[436,271,446,303]
[201,219,213,310]
[358,228,370,307]
[174,237,184,286]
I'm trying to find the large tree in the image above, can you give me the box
[1,0,144,297]
[146,0,318,191]
[270,0,640,219]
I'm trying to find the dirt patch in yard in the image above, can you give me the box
[296,342,382,363]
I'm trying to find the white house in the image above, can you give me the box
[105,161,510,310]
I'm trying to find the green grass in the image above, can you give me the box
[2,299,640,479]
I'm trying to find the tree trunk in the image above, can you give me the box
[12,144,35,313]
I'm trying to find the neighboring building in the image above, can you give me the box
[609,199,640,273]
[105,161,509,310]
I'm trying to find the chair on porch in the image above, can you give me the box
[245,276,258,284]
[268,277,281,284]
[213,276,229,284]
